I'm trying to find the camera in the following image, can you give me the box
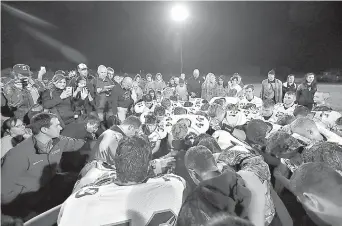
[20,78,28,89]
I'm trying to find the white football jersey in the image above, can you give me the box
[58,174,186,226]
[239,96,263,109]
[274,103,297,116]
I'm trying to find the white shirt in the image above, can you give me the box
[239,96,263,109]
[274,103,297,116]
[1,135,13,158]
[58,174,186,226]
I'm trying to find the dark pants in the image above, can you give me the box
[1,173,77,221]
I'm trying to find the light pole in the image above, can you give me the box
[171,5,189,74]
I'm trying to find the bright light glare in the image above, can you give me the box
[171,5,189,22]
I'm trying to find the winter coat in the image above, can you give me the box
[296,83,317,108]
[42,89,75,125]
[176,170,251,226]
[260,79,283,103]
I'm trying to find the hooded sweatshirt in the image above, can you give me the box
[176,170,251,226]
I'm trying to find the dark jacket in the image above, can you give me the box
[71,93,95,116]
[110,85,134,115]
[296,83,317,107]
[1,135,85,205]
[187,76,204,98]
[42,89,75,124]
[176,170,251,226]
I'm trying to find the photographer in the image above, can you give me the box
[41,72,75,126]
[2,64,46,121]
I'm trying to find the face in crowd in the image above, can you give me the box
[193,69,199,79]
[54,78,67,90]
[245,87,254,100]
[288,75,295,84]
[174,77,180,85]
[218,77,224,86]
[107,68,115,80]
[36,117,63,139]
[78,65,88,77]
[121,77,133,90]
[98,65,107,80]
[78,79,87,89]
[283,92,296,106]
[268,71,275,81]
[3,118,26,137]
[306,73,315,84]
[155,73,162,81]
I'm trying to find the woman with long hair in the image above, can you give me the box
[296,73,317,110]
[41,73,74,126]
[1,117,31,158]
[201,73,218,101]
[134,74,145,91]
[216,75,228,97]
[144,73,155,94]
[132,76,144,103]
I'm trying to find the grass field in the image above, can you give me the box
[252,83,342,112]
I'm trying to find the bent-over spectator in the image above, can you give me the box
[1,113,86,221]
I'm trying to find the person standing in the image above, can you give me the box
[110,77,134,123]
[282,74,297,99]
[201,73,218,101]
[260,69,283,103]
[187,69,203,100]
[296,73,317,110]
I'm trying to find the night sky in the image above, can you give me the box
[2,1,342,76]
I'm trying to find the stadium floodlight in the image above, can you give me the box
[171,5,189,22]
[171,5,189,73]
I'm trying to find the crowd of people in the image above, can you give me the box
[1,63,342,226]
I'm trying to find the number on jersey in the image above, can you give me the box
[109,210,177,226]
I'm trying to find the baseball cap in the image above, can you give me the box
[77,63,88,70]
[13,64,32,76]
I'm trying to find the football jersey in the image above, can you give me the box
[58,174,186,226]
[274,103,297,116]
[239,96,263,109]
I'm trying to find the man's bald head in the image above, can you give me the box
[121,77,133,90]
[290,117,323,142]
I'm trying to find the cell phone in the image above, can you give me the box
[66,87,72,92]
[106,85,115,88]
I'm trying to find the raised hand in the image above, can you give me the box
[81,88,88,100]
[60,90,71,99]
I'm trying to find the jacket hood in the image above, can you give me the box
[197,170,251,217]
